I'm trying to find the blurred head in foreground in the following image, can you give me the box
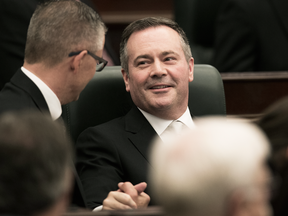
[0,111,73,216]
[149,117,272,216]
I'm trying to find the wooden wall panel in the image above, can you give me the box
[221,72,288,117]
[91,0,174,24]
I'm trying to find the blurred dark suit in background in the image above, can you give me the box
[213,0,288,72]
[0,0,44,90]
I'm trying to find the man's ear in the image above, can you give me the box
[121,68,130,92]
[70,51,88,74]
[188,57,194,82]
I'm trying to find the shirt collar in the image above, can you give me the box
[138,107,195,136]
[21,67,62,120]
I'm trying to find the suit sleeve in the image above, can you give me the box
[213,0,256,72]
[75,126,124,209]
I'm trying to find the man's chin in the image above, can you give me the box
[153,97,173,107]
[152,102,173,111]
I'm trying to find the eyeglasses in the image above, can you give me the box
[68,50,108,72]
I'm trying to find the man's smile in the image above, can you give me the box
[150,85,170,89]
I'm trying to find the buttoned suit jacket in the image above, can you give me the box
[0,69,87,208]
[76,106,181,209]
[213,0,288,72]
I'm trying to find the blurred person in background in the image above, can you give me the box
[0,0,44,90]
[213,0,288,72]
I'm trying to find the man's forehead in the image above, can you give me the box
[128,25,178,41]
[126,26,183,58]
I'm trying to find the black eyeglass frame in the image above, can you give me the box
[68,50,108,72]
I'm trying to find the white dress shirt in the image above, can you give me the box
[93,107,194,211]
[139,107,195,137]
[21,66,62,120]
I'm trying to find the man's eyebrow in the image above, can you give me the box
[133,55,151,64]
[161,51,180,56]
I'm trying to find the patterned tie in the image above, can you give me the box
[161,120,186,143]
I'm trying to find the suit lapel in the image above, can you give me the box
[269,0,288,39]
[124,106,158,164]
[11,69,49,112]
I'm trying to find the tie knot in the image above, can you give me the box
[160,120,186,143]
[168,120,184,134]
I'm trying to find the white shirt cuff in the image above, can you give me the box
[93,205,103,212]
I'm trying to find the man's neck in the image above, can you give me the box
[21,66,62,120]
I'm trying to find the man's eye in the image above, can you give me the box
[137,61,147,66]
[165,57,174,61]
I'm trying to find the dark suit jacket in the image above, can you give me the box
[76,106,159,209]
[213,0,288,72]
[0,69,49,115]
[0,69,87,208]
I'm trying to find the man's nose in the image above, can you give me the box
[150,60,167,77]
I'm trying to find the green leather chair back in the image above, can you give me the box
[62,65,226,143]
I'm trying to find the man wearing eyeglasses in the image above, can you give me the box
[0,0,107,209]
[0,0,107,118]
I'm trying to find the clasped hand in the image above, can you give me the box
[103,182,150,210]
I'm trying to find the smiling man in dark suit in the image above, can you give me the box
[76,17,195,210]
[0,0,107,208]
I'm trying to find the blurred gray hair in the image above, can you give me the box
[149,117,270,216]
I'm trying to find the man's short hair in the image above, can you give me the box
[120,17,192,74]
[0,111,73,215]
[25,0,107,67]
[149,117,270,216]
